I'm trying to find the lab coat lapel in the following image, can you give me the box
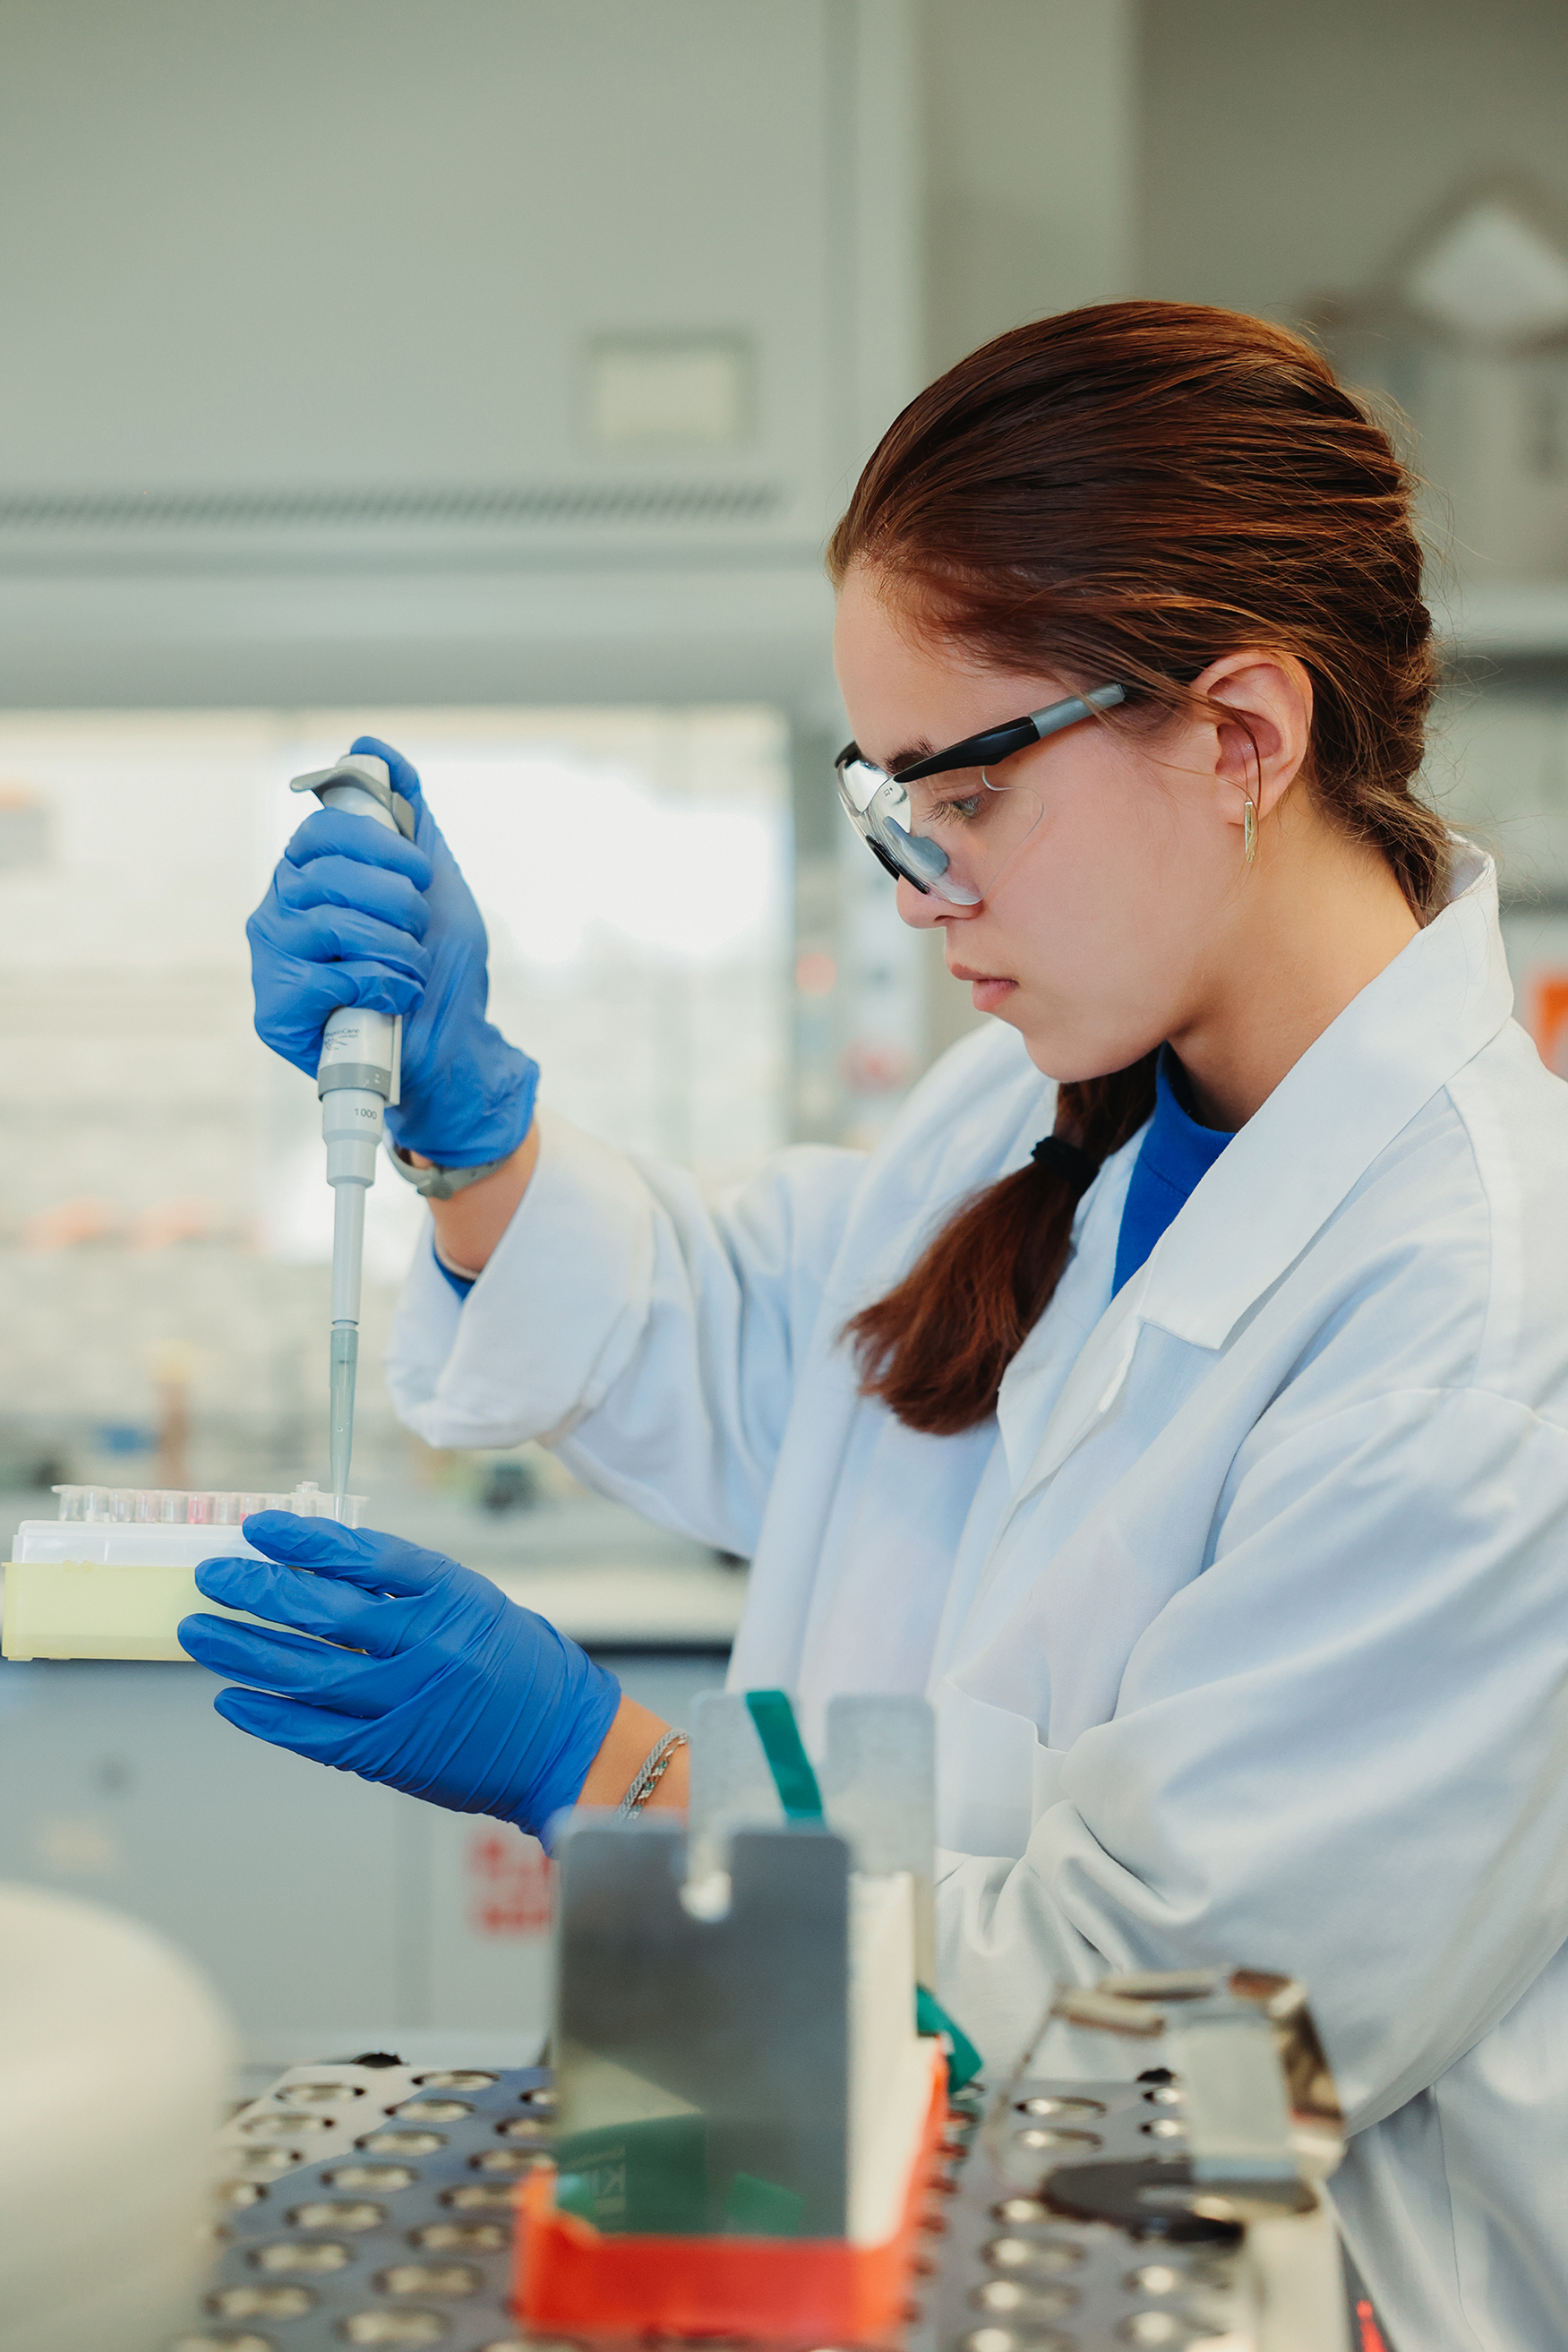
[993,1140,1137,1488]
[1139,845,1512,1353]
[985,1261,1159,1556]
[1007,1254,1153,1498]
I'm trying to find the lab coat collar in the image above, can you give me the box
[1141,841,1511,1352]
[999,845,1511,1516]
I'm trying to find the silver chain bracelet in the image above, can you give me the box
[616,1729,690,1818]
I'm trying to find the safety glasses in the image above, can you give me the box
[835,683,1125,905]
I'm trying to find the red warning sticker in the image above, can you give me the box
[467,1828,554,1937]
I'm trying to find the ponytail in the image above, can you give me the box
[847,1057,1158,1436]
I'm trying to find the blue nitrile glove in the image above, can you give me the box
[177,1515,621,1843]
[245,734,538,1166]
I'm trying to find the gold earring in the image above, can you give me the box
[1243,796,1257,866]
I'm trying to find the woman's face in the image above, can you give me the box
[832,564,1263,1083]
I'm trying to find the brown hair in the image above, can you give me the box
[831,300,1447,1437]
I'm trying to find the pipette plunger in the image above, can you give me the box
[288,753,416,1507]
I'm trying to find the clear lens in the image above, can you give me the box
[836,755,1042,905]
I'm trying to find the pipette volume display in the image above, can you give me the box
[287,751,414,1509]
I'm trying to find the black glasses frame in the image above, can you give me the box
[835,682,1126,793]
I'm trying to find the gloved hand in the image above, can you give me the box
[178,1515,621,1844]
[246,734,538,1166]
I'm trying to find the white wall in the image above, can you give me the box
[8,0,1566,715]
[922,0,1568,400]
[1139,0,1568,319]
[0,0,921,722]
[919,0,1142,1059]
[924,0,1138,375]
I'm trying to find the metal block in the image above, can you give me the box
[821,1693,936,1984]
[687,1689,784,1851]
[689,1689,936,1979]
[552,1817,851,2237]
[1050,1966,1346,2181]
[940,1964,1358,2351]
[1168,1996,1299,2185]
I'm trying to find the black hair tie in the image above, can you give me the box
[1031,1133,1095,1186]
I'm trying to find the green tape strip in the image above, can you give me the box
[742,1690,984,2092]
[917,1982,983,2093]
[744,1688,826,1821]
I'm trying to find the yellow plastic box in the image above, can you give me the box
[2,1485,362,1661]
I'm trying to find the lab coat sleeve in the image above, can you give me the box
[384,1110,867,1555]
[932,1386,1568,2124]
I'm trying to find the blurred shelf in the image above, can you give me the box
[489,1558,745,1652]
[1438,580,1568,662]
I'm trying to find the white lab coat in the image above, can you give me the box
[388,846,1568,2352]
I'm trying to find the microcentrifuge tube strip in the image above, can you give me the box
[51,1481,366,1529]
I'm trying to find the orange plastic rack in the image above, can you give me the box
[514,2046,948,2343]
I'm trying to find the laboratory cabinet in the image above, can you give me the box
[0,1649,725,2062]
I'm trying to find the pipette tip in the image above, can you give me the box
[329,1322,359,1521]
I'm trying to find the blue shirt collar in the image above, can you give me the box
[1143,1045,1234,1190]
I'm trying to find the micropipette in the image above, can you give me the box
[288,752,417,1511]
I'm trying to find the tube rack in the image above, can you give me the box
[51,1481,366,1530]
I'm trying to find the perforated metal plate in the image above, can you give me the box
[178,2056,1360,2352]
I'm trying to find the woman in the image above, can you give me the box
[198,304,1568,2348]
